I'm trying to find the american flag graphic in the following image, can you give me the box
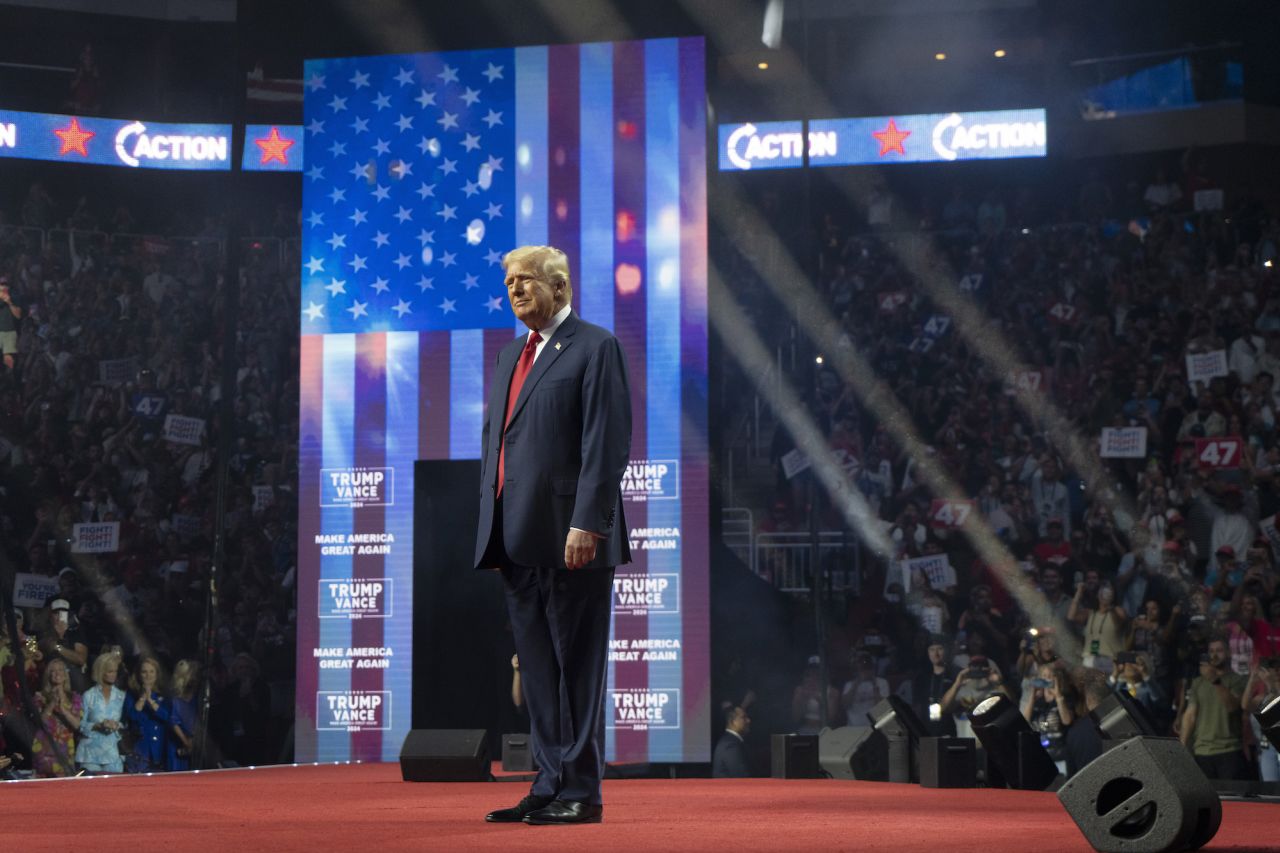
[296,39,710,766]
[300,49,516,334]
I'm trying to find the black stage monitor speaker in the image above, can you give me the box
[502,733,536,772]
[918,737,977,789]
[817,726,888,781]
[400,729,491,782]
[771,733,820,779]
[1057,737,1221,853]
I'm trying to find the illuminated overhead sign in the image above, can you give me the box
[0,109,232,170]
[242,124,303,172]
[718,108,1047,170]
[114,121,229,168]
[0,109,303,172]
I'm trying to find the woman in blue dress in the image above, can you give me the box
[167,659,199,771]
[124,656,171,773]
[77,652,126,773]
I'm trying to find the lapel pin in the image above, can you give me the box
[554,342,561,350]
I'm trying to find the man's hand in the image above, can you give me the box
[564,528,598,570]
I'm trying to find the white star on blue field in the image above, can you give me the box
[301,50,516,333]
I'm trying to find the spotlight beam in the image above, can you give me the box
[709,265,894,558]
[683,0,1137,529]
[761,0,785,49]
[710,180,1082,658]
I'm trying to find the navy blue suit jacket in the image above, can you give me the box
[473,310,632,570]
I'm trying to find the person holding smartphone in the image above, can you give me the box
[1180,638,1248,780]
[1070,579,1127,672]
[1112,651,1171,731]
[939,654,1011,739]
[1242,657,1280,782]
[1020,663,1073,773]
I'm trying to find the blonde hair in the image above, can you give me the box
[502,245,572,299]
[171,659,200,701]
[40,657,70,705]
[129,655,167,695]
[91,651,121,685]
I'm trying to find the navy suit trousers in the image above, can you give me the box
[501,561,614,804]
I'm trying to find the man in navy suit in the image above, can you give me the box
[712,705,753,778]
[476,245,631,826]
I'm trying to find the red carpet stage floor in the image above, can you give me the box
[8,762,1280,852]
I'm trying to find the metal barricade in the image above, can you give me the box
[755,530,860,595]
[721,507,755,575]
[0,223,46,252]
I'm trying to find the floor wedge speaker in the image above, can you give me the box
[817,726,888,781]
[918,737,977,788]
[771,734,820,778]
[399,729,491,782]
[1057,737,1221,853]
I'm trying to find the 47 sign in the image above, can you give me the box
[929,499,975,529]
[1195,436,1243,469]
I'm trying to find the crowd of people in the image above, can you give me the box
[0,176,300,777]
[3,148,1279,789]
[719,158,1280,782]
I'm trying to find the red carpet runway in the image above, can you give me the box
[8,762,1280,852]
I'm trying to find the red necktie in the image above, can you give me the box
[496,332,542,497]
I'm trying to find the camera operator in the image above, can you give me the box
[1242,657,1280,782]
[1180,638,1249,780]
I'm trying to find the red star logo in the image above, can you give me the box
[54,117,95,156]
[254,126,295,165]
[872,118,911,157]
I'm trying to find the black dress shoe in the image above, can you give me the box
[485,794,554,823]
[523,800,603,825]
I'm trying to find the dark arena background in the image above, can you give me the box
[2,1,1280,850]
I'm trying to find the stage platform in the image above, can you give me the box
[9,762,1279,851]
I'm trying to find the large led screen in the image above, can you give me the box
[295,38,710,764]
[718,108,1047,170]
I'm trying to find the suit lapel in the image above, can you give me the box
[504,311,578,431]
[491,336,525,448]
